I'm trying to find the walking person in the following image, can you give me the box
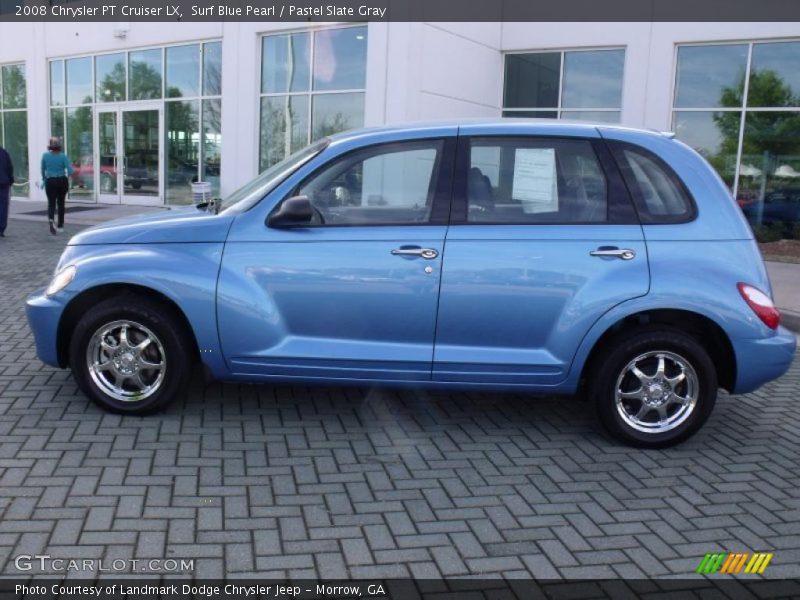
[0,144,13,238]
[41,137,73,235]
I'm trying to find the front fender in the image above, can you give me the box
[56,243,228,378]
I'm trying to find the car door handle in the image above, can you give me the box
[590,248,636,260]
[391,247,439,259]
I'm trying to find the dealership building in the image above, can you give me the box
[0,21,798,237]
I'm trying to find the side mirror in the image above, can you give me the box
[268,195,313,228]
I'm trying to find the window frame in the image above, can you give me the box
[450,135,638,226]
[502,47,626,122]
[670,39,800,200]
[258,25,368,172]
[608,140,697,225]
[272,137,457,228]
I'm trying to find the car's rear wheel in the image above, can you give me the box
[590,328,717,448]
[69,296,191,414]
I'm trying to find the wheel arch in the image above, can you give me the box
[578,308,736,393]
[57,283,200,368]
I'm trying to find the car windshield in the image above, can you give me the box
[218,139,329,214]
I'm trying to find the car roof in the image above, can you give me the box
[326,118,674,144]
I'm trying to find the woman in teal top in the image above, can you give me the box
[41,137,74,235]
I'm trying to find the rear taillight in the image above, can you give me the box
[737,283,781,329]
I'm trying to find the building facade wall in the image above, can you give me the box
[0,21,798,205]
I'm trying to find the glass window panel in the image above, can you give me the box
[261,33,310,94]
[737,111,800,239]
[502,110,558,119]
[260,95,309,171]
[749,42,800,108]
[621,147,693,221]
[123,109,160,197]
[3,111,29,196]
[311,92,364,140]
[165,100,199,204]
[2,64,26,109]
[50,61,64,106]
[202,98,222,198]
[95,53,126,103]
[129,49,163,100]
[673,110,740,190]
[50,108,65,145]
[166,44,200,99]
[203,42,222,96]
[503,53,560,109]
[97,111,118,195]
[66,106,94,198]
[560,110,621,123]
[674,44,748,108]
[313,26,367,91]
[466,138,607,223]
[562,50,624,109]
[66,57,93,105]
[297,140,442,225]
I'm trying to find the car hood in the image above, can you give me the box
[68,206,236,245]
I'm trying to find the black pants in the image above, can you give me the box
[45,176,68,227]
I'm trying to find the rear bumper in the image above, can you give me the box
[732,326,796,394]
[25,288,67,368]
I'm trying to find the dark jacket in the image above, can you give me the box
[0,147,14,188]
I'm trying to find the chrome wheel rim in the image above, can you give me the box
[615,350,699,434]
[86,320,166,402]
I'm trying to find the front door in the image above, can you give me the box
[217,137,456,381]
[95,104,163,205]
[433,132,649,386]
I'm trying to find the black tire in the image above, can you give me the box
[589,327,717,448]
[68,295,192,414]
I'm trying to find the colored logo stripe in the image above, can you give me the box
[697,552,773,574]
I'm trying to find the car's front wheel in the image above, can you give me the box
[69,296,191,414]
[590,328,718,448]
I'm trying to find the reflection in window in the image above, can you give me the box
[66,57,93,105]
[166,45,200,99]
[95,54,126,103]
[129,49,163,100]
[503,49,624,123]
[1,62,29,196]
[202,98,222,197]
[166,100,199,204]
[203,42,222,96]
[259,26,368,170]
[673,41,800,240]
[260,95,309,171]
[66,106,94,197]
[48,42,222,205]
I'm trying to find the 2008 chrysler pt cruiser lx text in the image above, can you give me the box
[26,121,796,447]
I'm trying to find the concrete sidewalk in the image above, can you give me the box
[8,199,800,331]
[767,261,800,333]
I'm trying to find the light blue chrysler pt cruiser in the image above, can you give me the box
[26,121,796,447]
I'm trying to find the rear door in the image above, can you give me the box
[433,129,649,385]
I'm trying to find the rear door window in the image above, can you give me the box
[612,144,695,223]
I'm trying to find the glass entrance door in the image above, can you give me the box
[94,104,163,205]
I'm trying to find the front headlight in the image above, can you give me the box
[46,265,77,296]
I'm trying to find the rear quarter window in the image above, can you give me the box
[612,143,695,224]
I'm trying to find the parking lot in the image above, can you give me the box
[0,218,798,579]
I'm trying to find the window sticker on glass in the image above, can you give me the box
[512,148,558,213]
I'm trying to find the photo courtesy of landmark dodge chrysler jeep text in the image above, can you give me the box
[25,121,796,447]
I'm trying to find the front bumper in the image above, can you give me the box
[25,288,68,368]
[733,326,797,394]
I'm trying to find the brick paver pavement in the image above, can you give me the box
[0,219,798,579]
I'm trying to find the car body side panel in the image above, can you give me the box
[433,224,649,384]
[43,243,228,378]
